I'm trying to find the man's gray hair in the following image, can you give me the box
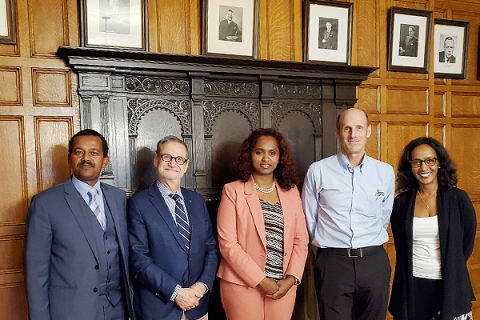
[155,136,188,156]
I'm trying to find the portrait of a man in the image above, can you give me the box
[399,24,418,57]
[318,18,338,50]
[99,0,130,34]
[439,36,456,63]
[218,7,242,42]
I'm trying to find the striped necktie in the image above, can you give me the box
[88,188,106,230]
[169,194,190,251]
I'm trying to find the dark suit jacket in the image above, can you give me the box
[218,19,242,41]
[439,51,456,63]
[388,187,476,320]
[128,184,218,320]
[25,177,134,320]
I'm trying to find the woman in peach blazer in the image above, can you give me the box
[217,128,309,320]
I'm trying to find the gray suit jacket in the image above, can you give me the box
[25,177,134,320]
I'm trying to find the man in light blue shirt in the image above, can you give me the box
[302,108,395,320]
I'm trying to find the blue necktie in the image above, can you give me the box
[88,188,106,230]
[169,194,190,251]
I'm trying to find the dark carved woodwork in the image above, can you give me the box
[57,46,376,196]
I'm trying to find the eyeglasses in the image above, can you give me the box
[158,153,188,165]
[410,158,437,168]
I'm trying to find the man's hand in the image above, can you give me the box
[257,277,279,296]
[174,288,202,311]
[189,282,207,297]
[271,276,296,300]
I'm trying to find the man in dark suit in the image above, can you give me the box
[128,136,218,320]
[399,25,418,57]
[218,9,242,42]
[25,129,134,320]
[439,36,456,63]
[320,21,337,50]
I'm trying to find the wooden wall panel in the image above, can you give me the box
[0,117,26,225]
[386,122,427,170]
[0,67,21,105]
[0,282,28,320]
[263,0,294,60]
[433,91,445,117]
[357,85,379,114]
[451,10,480,84]
[32,68,71,106]
[355,0,378,68]
[157,0,190,54]
[35,117,72,192]
[0,236,24,271]
[451,92,480,117]
[449,125,480,194]
[386,86,428,114]
[432,124,445,143]
[29,0,67,56]
[365,122,380,160]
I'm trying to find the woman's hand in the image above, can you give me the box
[271,275,296,300]
[257,277,279,296]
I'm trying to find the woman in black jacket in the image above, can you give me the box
[388,137,476,320]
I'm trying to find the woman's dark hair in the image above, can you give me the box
[397,137,457,192]
[236,128,298,191]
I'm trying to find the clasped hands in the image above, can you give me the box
[257,275,296,300]
[174,282,206,312]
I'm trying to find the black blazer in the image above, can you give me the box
[388,187,476,320]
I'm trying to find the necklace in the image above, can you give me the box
[417,191,432,209]
[254,181,276,193]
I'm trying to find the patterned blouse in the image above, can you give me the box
[260,199,284,280]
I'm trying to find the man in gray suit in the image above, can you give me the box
[25,129,134,320]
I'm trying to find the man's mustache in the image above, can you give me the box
[78,160,95,167]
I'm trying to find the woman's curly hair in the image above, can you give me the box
[235,128,298,191]
[397,136,457,192]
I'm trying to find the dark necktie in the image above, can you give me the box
[169,194,190,251]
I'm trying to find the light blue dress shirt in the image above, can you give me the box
[302,152,395,249]
[156,181,188,224]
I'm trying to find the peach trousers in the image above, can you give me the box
[220,279,297,320]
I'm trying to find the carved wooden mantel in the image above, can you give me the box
[57,46,376,196]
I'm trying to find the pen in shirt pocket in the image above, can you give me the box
[375,189,385,200]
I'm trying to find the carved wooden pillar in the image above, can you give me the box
[190,73,208,191]
[260,76,276,128]
[79,93,93,129]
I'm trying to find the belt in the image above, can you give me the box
[318,245,383,258]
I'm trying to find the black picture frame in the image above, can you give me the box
[303,0,353,64]
[387,7,432,73]
[478,26,480,80]
[0,0,16,44]
[79,0,148,51]
[202,0,259,58]
[434,19,469,79]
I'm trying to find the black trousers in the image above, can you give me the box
[413,277,442,320]
[314,246,391,320]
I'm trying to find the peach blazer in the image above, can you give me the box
[217,176,309,288]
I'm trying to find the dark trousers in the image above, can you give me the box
[413,277,442,320]
[314,246,391,320]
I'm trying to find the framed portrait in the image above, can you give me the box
[387,7,432,73]
[79,0,148,50]
[202,0,259,58]
[303,0,353,64]
[434,19,469,79]
[0,0,16,44]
